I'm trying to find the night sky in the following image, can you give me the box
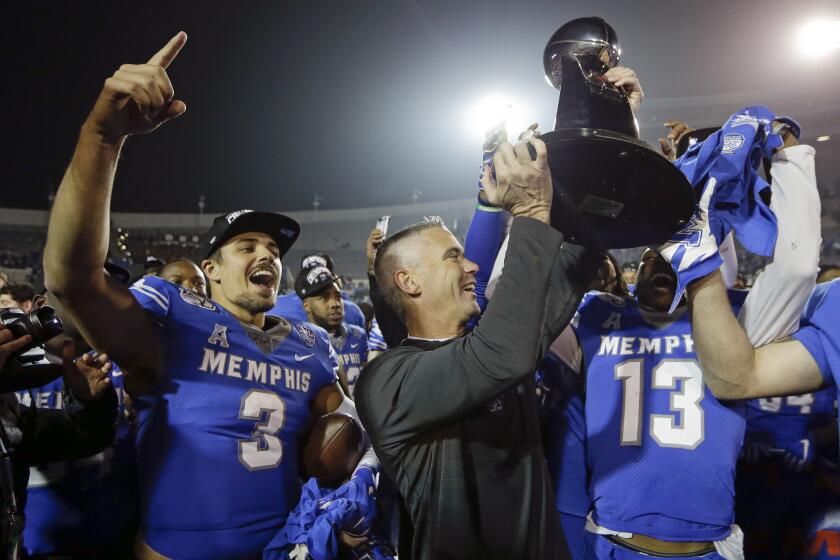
[4,0,840,214]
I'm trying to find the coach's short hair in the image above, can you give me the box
[373,217,445,322]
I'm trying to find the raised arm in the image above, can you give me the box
[358,138,565,438]
[43,33,187,386]
[688,271,824,399]
[360,218,562,439]
[738,135,820,344]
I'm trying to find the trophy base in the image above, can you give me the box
[542,128,696,249]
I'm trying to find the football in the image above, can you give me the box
[302,412,365,488]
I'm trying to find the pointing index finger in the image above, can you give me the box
[148,31,188,69]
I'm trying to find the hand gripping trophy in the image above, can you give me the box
[541,17,695,248]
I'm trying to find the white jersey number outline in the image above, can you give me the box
[238,389,286,470]
[615,358,705,449]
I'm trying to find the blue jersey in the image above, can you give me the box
[368,318,387,352]
[330,323,368,397]
[16,366,137,556]
[745,388,836,465]
[271,292,366,331]
[541,352,590,517]
[129,277,338,559]
[575,291,747,541]
[794,280,840,453]
[795,280,840,389]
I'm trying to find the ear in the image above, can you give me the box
[394,269,421,297]
[31,296,46,310]
[302,299,312,314]
[202,259,221,283]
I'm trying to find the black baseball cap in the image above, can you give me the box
[202,210,300,260]
[105,262,131,285]
[295,265,342,299]
[144,256,165,270]
[299,253,334,273]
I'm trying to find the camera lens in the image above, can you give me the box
[33,307,64,339]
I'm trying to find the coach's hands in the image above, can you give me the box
[83,32,188,144]
[481,133,552,224]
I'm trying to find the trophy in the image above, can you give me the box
[540,17,695,248]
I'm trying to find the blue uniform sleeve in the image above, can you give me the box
[794,326,834,386]
[792,281,840,387]
[463,198,508,312]
[129,276,175,321]
[328,344,340,376]
[314,324,341,386]
[367,319,387,352]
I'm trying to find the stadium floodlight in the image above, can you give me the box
[465,94,530,142]
[795,19,840,58]
[817,135,831,142]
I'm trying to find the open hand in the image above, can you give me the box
[84,32,188,143]
[658,120,695,161]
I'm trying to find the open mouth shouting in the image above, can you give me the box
[248,266,277,293]
[650,271,676,290]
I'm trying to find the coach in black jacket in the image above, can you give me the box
[356,136,599,560]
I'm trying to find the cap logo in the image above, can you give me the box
[306,266,332,284]
[280,228,297,238]
[302,255,328,269]
[209,236,216,245]
[226,209,253,224]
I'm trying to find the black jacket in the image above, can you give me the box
[356,218,599,560]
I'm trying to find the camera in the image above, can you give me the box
[0,307,64,363]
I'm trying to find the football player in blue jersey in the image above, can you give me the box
[296,266,368,397]
[160,259,208,297]
[570,127,819,559]
[478,114,818,557]
[43,33,378,560]
[271,253,367,331]
[689,276,840,552]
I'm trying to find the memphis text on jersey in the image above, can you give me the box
[198,324,311,392]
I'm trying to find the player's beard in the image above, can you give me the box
[232,293,275,315]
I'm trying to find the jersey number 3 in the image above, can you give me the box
[238,389,286,470]
[615,359,704,449]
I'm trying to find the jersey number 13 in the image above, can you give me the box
[615,359,704,449]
